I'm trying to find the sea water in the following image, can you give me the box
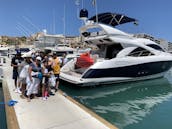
[0,84,7,129]
[60,72,172,129]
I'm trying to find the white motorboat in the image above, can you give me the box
[60,13,172,86]
[0,44,12,56]
[44,44,80,65]
[44,44,76,56]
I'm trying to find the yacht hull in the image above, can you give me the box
[60,71,166,87]
[60,61,172,87]
[83,61,172,78]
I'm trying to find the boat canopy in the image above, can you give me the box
[89,12,138,27]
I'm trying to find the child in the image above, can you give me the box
[42,60,52,100]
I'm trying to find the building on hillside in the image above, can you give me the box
[167,41,172,53]
[0,36,2,43]
[32,31,63,48]
[134,33,172,52]
[32,30,82,49]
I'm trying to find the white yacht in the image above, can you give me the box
[0,44,13,56]
[44,44,76,56]
[44,44,80,64]
[60,13,172,86]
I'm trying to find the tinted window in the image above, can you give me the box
[147,44,165,52]
[128,47,154,57]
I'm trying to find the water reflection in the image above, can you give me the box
[0,87,7,129]
[60,77,172,129]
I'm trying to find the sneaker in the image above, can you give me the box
[55,88,58,92]
[42,97,47,101]
[14,89,18,93]
[49,91,55,96]
[17,88,22,94]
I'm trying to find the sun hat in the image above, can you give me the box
[36,56,42,61]
[22,51,32,58]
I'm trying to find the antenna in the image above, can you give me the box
[53,9,56,34]
[79,9,88,24]
[82,0,84,8]
[63,4,66,44]
[92,0,98,23]
[75,0,80,19]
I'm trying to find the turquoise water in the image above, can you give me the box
[60,75,172,129]
[0,85,7,129]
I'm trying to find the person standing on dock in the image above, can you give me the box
[19,54,32,99]
[11,51,23,92]
[42,59,53,100]
[26,56,43,102]
[51,53,61,92]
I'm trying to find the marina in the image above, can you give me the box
[1,56,172,129]
[1,0,172,129]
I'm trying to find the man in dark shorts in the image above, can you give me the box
[11,51,23,92]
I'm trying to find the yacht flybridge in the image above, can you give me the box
[60,12,172,86]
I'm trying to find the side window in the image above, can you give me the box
[128,47,154,57]
[147,44,165,52]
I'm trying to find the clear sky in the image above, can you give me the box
[1,0,172,41]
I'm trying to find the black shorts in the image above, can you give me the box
[12,70,18,80]
[54,74,59,82]
[42,77,49,88]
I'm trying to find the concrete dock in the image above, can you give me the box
[1,57,118,129]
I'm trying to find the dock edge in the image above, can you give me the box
[2,80,20,129]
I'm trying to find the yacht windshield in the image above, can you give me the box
[147,44,165,52]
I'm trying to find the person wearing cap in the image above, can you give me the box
[11,51,24,93]
[26,56,42,102]
[17,54,28,94]
[51,52,61,92]
[19,53,32,98]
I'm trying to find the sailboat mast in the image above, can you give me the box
[53,9,56,34]
[75,0,80,19]
[63,4,66,44]
[95,0,98,23]
[82,0,84,8]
